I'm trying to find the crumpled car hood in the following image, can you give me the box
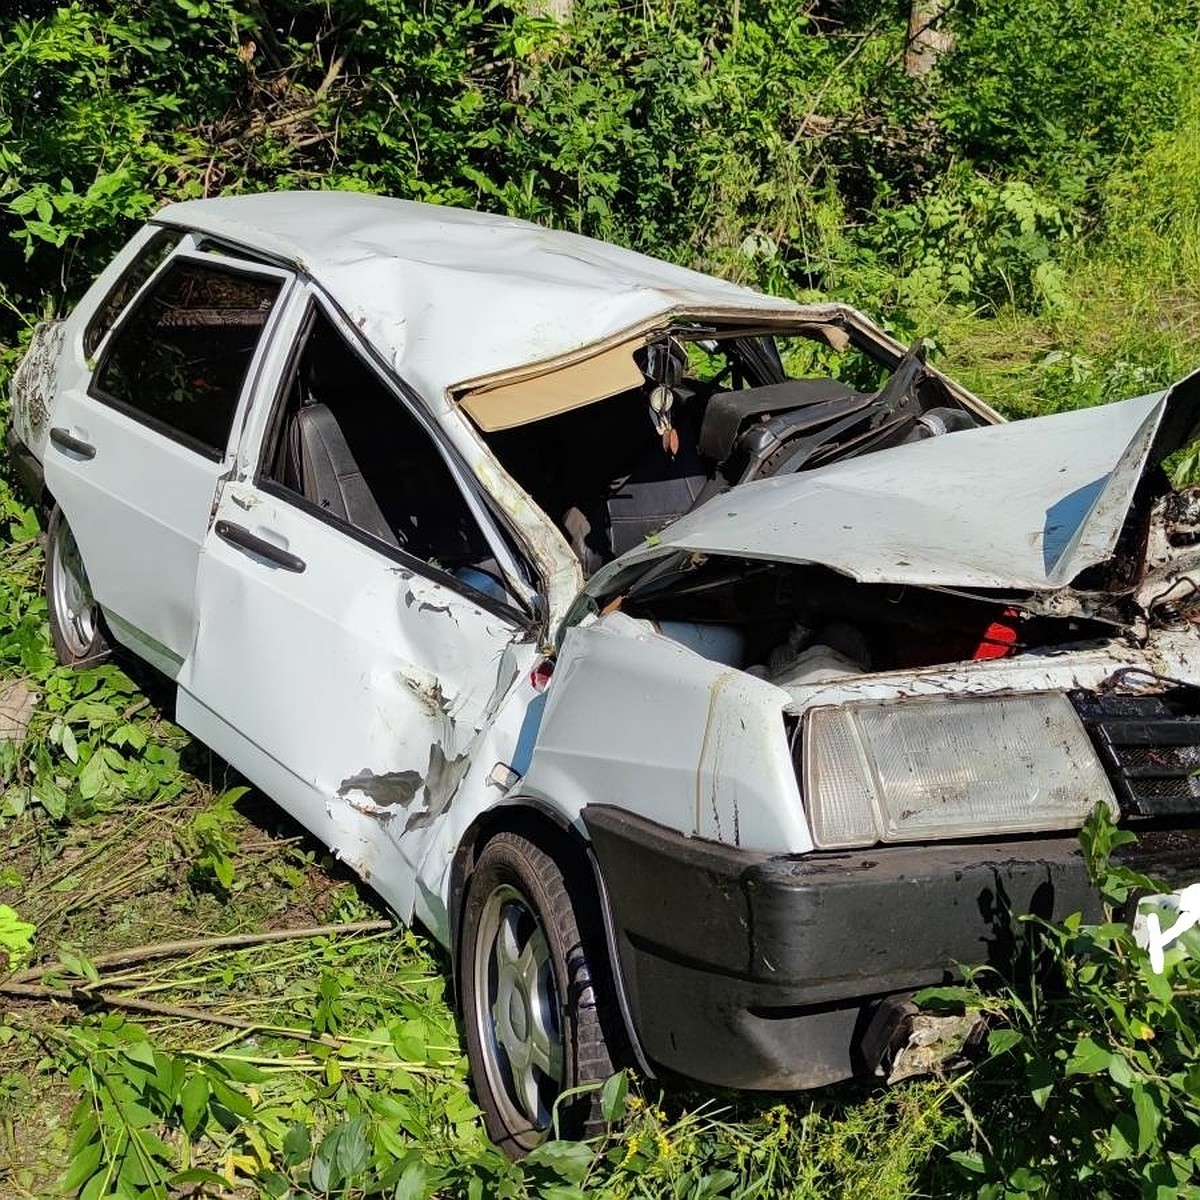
[581,371,1200,608]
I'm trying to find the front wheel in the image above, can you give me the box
[45,504,109,667]
[460,831,618,1155]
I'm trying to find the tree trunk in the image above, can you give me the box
[529,0,572,19]
[905,0,954,77]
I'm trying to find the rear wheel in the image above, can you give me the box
[460,831,617,1155]
[45,504,109,667]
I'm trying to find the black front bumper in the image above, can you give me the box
[583,805,1199,1090]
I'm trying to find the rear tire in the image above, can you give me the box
[460,831,617,1156]
[45,504,110,667]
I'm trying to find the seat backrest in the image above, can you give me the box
[288,403,399,548]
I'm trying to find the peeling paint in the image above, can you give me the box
[338,767,423,808]
[404,744,471,833]
[10,320,64,446]
[399,665,453,719]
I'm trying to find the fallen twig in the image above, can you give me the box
[9,919,394,983]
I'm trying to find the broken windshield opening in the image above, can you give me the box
[477,325,984,575]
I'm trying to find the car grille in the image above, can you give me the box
[1072,692,1200,818]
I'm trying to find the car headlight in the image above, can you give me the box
[801,692,1117,849]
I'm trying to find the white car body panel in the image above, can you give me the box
[177,477,536,936]
[580,385,1175,599]
[522,611,810,853]
[40,247,292,673]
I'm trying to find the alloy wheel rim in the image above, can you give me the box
[51,519,98,657]
[473,883,565,1138]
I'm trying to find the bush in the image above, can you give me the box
[925,807,1200,1199]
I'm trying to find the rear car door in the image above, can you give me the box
[43,239,292,675]
[176,296,538,928]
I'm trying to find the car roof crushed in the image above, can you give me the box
[155,191,820,407]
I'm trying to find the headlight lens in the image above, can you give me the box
[801,692,1117,849]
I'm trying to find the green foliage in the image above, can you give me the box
[940,0,1200,200]
[184,786,251,895]
[0,902,35,971]
[927,806,1200,1199]
[859,171,1074,315]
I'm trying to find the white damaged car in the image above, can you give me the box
[9,191,1200,1152]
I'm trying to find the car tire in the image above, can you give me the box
[460,830,617,1156]
[45,504,110,667]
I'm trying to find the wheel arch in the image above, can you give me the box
[449,798,653,1078]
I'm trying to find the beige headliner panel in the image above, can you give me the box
[460,341,645,432]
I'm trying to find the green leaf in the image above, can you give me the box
[122,1039,157,1072]
[392,1160,428,1200]
[334,1118,371,1179]
[282,1122,311,1166]
[1107,1053,1134,1089]
[310,1145,333,1193]
[215,1056,267,1084]
[913,985,978,1011]
[1009,1167,1046,1191]
[950,1149,987,1174]
[1027,1054,1054,1110]
[1133,1080,1163,1156]
[168,1169,229,1187]
[987,1028,1024,1056]
[60,1137,103,1193]
[1108,1116,1135,1161]
[600,1070,628,1122]
[77,750,109,799]
[1065,1035,1113,1076]
[524,1140,594,1183]
[0,904,36,970]
[179,1073,209,1138]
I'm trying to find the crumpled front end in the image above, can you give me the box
[529,368,1200,1092]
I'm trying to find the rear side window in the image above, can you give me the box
[83,228,181,358]
[92,259,282,459]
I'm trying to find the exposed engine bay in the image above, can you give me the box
[610,558,1118,685]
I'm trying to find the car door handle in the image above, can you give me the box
[215,520,306,573]
[49,427,96,459]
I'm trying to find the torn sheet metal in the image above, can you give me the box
[581,381,1200,606]
[9,320,63,451]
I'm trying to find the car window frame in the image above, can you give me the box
[248,291,541,629]
[87,247,295,465]
[83,227,184,361]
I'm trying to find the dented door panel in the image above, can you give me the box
[178,483,530,924]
